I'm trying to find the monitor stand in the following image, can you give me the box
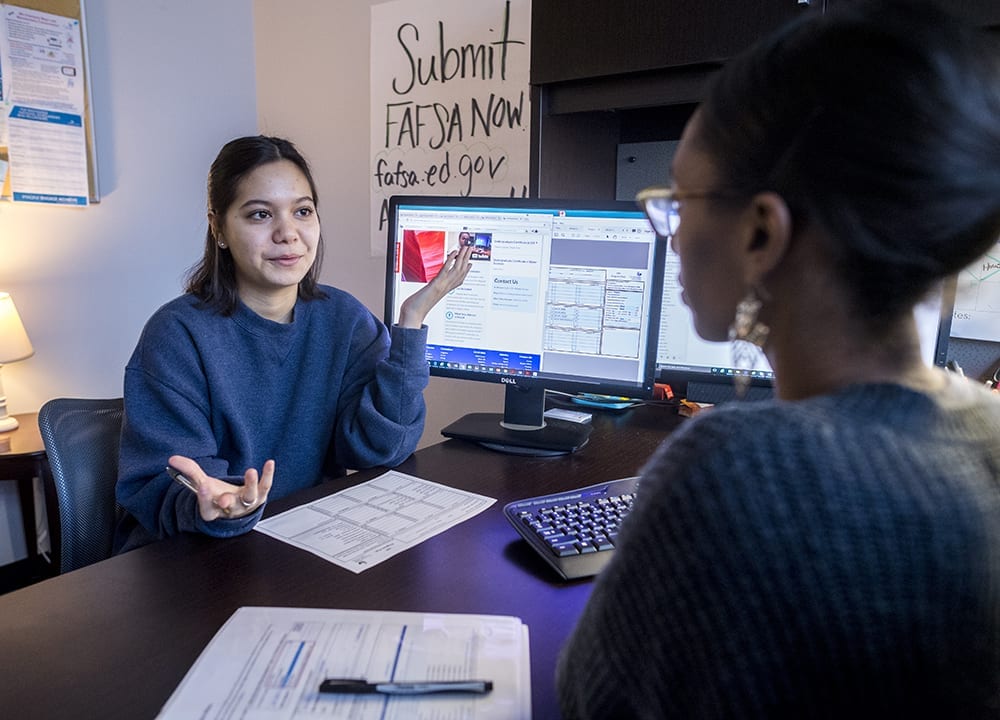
[440,385,592,456]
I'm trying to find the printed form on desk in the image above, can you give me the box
[255,470,496,572]
[157,606,531,720]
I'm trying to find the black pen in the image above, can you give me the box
[319,678,493,695]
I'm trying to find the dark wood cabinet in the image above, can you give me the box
[530,1,818,198]
[530,0,1000,199]
[825,0,1000,29]
[531,0,810,86]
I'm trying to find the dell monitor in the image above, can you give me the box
[385,195,665,456]
[655,238,958,403]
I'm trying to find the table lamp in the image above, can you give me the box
[0,292,34,432]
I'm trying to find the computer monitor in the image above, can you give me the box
[385,195,665,456]
[655,239,958,403]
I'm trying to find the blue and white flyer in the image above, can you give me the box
[2,4,88,205]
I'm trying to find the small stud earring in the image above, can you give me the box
[217,241,227,249]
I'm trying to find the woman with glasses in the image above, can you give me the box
[558,1,1000,717]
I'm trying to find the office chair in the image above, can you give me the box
[37,397,124,574]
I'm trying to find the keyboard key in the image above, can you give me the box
[552,542,578,557]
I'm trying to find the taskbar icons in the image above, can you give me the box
[427,360,539,378]
[709,366,775,381]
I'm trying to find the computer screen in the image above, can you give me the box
[385,195,665,455]
[655,239,958,403]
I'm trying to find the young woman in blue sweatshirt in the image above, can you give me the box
[114,136,471,552]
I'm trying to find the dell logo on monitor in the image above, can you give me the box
[501,377,517,385]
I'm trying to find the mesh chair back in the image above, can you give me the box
[38,397,124,573]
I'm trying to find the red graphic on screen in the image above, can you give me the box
[401,229,445,282]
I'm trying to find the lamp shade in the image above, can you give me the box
[0,292,34,364]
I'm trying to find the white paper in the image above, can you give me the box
[158,606,531,720]
[255,470,496,572]
[2,4,89,205]
[952,238,1000,342]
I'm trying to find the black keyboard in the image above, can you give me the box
[503,476,640,580]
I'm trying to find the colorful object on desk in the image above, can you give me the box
[0,292,34,432]
[653,383,674,400]
[678,398,708,417]
[570,392,641,411]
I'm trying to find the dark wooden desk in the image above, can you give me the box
[0,404,683,719]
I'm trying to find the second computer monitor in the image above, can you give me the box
[655,240,957,403]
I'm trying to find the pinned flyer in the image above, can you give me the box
[2,5,89,205]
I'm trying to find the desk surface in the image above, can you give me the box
[0,412,43,457]
[0,404,682,719]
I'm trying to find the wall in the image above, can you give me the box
[251,0,503,451]
[0,0,259,563]
[0,0,502,565]
[3,1,993,568]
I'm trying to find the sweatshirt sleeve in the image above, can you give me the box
[115,310,260,548]
[330,317,429,469]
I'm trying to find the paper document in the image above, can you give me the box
[255,470,495,572]
[158,606,531,719]
[2,5,90,204]
[953,238,1000,341]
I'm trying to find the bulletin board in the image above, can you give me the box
[0,0,99,203]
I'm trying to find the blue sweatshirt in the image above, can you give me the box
[114,287,428,552]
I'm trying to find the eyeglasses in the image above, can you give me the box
[635,185,742,239]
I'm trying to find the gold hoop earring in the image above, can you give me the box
[729,287,770,398]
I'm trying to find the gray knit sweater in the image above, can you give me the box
[558,374,1000,718]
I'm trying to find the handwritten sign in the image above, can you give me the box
[370,0,531,256]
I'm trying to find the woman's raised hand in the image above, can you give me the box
[396,244,473,328]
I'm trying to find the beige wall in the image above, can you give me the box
[252,0,503,451]
[0,0,259,563]
[0,0,502,564]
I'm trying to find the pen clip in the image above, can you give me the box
[319,679,377,694]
